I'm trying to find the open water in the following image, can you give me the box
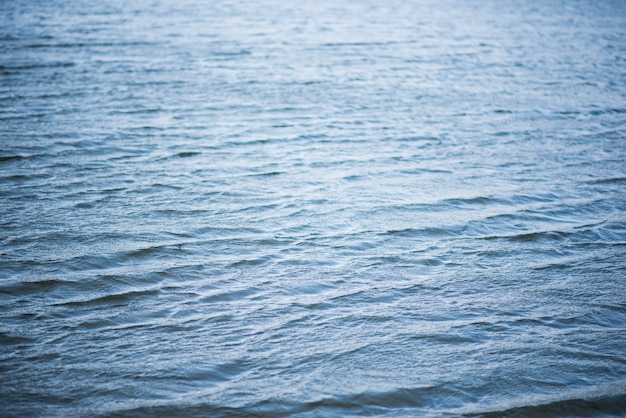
[1,0,626,416]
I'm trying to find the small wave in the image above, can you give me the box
[382,227,459,238]
[0,332,35,345]
[230,258,268,267]
[440,196,500,206]
[483,230,570,242]
[321,41,401,47]
[210,49,251,56]
[502,193,561,205]
[0,62,75,70]
[199,285,263,303]
[242,385,464,416]
[101,404,246,418]
[23,41,152,49]
[463,314,607,333]
[133,359,250,384]
[588,107,626,116]
[109,107,163,115]
[55,288,160,308]
[0,155,24,163]
[0,112,48,121]
[532,262,573,271]
[0,278,83,296]
[296,301,334,311]
[64,244,188,271]
[586,177,626,185]
[190,226,264,238]
[150,183,184,190]
[247,171,284,177]
[175,151,201,158]
[466,381,626,417]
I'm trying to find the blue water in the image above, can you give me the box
[1,0,625,416]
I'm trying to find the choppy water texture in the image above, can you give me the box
[1,0,626,416]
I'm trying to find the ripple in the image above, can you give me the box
[55,288,161,308]
[466,381,626,417]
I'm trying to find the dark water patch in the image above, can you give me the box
[484,230,570,243]
[0,332,35,345]
[0,62,75,70]
[109,107,163,115]
[175,151,201,158]
[381,227,460,238]
[246,171,284,177]
[230,256,274,267]
[64,244,187,272]
[0,155,25,163]
[74,317,121,330]
[0,112,48,121]
[101,403,253,418]
[210,49,251,57]
[55,288,160,308]
[150,183,184,190]
[587,176,626,185]
[440,196,501,206]
[74,201,97,209]
[469,387,626,417]
[296,301,334,311]
[421,332,478,345]
[0,278,84,297]
[588,107,626,116]
[532,262,573,272]
[23,41,154,49]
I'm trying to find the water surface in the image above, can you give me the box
[1,0,625,416]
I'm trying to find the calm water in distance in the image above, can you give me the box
[1,0,625,416]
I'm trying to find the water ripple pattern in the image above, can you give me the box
[1,0,625,416]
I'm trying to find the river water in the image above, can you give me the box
[1,0,625,416]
